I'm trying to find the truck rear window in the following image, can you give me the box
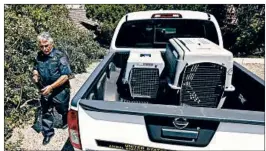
[115,19,219,48]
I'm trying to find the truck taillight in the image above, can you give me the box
[151,13,182,18]
[68,109,82,150]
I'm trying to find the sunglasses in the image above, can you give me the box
[40,44,49,48]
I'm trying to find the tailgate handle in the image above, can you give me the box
[161,128,199,140]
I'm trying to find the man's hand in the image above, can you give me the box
[41,85,53,96]
[32,70,39,83]
[32,75,39,83]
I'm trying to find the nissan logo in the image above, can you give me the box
[173,117,189,129]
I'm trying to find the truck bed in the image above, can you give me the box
[70,52,264,150]
[72,51,264,112]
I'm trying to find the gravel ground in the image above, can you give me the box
[241,63,265,80]
[6,60,264,151]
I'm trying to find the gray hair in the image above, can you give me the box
[37,32,54,44]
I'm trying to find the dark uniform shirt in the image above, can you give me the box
[33,48,72,89]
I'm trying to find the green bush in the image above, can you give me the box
[4,4,106,142]
[230,5,265,56]
[85,5,145,46]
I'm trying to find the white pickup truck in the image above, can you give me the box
[67,10,264,150]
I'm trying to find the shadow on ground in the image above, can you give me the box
[61,137,74,151]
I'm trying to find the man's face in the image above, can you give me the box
[39,39,53,55]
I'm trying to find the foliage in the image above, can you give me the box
[85,4,265,56]
[4,4,106,142]
[85,5,145,46]
[5,130,24,151]
[229,5,265,56]
[5,136,24,151]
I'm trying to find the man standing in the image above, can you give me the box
[32,32,72,145]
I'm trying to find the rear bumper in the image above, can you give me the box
[77,105,264,150]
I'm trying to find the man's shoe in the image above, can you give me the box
[42,134,54,145]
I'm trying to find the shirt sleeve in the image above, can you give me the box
[59,54,72,76]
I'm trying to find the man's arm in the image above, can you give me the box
[51,75,69,89]
[41,75,69,96]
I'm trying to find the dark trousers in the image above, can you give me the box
[40,88,70,137]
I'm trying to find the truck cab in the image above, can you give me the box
[110,10,224,52]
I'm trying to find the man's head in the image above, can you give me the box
[37,32,54,55]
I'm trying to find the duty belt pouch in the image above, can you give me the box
[52,88,69,104]
[31,107,42,133]
[51,88,70,128]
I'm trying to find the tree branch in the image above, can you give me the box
[16,81,23,110]
[19,98,40,109]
